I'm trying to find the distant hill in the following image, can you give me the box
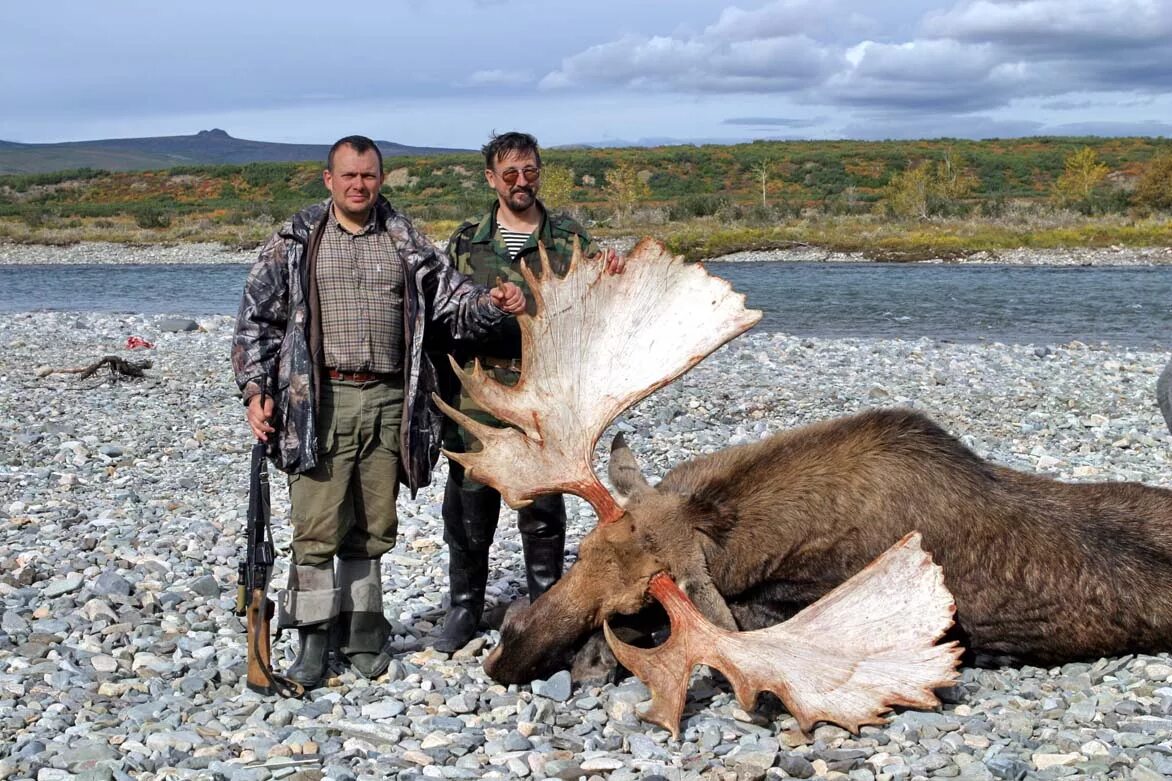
[0,129,470,174]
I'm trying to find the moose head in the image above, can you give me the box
[434,238,960,735]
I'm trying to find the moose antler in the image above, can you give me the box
[604,532,961,738]
[434,238,762,523]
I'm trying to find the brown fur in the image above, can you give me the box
[484,407,1172,684]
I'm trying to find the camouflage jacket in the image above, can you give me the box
[440,199,595,364]
[232,196,507,494]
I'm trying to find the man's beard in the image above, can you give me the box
[506,187,536,211]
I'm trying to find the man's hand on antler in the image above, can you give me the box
[600,247,625,275]
[490,280,526,314]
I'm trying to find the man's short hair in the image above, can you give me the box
[328,135,383,171]
[482,131,541,170]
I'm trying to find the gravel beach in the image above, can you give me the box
[4,301,1172,781]
[2,240,1172,267]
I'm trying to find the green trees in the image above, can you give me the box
[539,164,575,211]
[604,160,650,219]
[882,151,978,218]
[1052,147,1110,209]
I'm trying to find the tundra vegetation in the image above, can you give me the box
[0,137,1170,259]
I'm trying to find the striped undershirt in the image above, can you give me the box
[499,227,533,260]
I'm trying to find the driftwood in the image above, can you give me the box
[40,356,152,381]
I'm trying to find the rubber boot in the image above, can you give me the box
[337,558,392,679]
[519,494,567,603]
[434,546,490,653]
[278,562,340,689]
[435,475,499,653]
[286,622,331,688]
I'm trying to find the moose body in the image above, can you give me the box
[485,407,1172,683]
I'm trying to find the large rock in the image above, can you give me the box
[1158,358,1172,433]
[157,317,199,333]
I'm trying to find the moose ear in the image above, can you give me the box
[609,432,652,499]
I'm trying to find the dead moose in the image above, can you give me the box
[435,238,1172,732]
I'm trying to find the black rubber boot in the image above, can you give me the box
[434,547,490,653]
[347,634,392,679]
[435,473,498,653]
[337,558,392,679]
[519,494,567,603]
[521,532,566,603]
[286,622,331,688]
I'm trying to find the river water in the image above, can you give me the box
[2,261,1171,350]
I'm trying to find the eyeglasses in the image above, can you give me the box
[497,166,541,185]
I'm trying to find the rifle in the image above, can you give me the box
[235,438,304,697]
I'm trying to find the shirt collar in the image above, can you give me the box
[327,201,379,236]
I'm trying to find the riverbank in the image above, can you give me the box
[3,311,1172,780]
[3,239,1172,266]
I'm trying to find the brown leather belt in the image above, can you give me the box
[480,357,523,373]
[326,368,396,383]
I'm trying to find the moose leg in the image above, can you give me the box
[684,576,739,632]
[673,546,739,631]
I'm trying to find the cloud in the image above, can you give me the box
[540,33,837,93]
[722,116,822,127]
[923,0,1172,49]
[703,0,852,42]
[825,39,1024,112]
[538,0,1172,129]
[921,0,1172,94]
[467,69,534,87]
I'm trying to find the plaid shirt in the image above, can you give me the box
[316,207,404,374]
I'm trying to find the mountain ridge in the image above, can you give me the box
[0,129,471,174]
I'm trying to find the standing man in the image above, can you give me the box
[433,131,622,653]
[232,135,525,689]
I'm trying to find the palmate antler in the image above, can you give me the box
[437,238,960,735]
[434,237,762,522]
[604,533,962,738]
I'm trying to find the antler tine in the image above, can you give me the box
[438,237,762,524]
[517,238,561,317]
[606,533,962,738]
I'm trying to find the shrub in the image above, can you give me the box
[1134,153,1172,211]
[539,164,574,210]
[605,161,650,219]
[668,194,729,220]
[135,206,173,229]
[1052,147,1109,207]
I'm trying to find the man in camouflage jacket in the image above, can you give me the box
[431,131,621,653]
[233,136,524,688]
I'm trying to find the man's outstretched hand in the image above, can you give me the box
[491,280,526,314]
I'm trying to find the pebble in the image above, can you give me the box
[2,248,1172,780]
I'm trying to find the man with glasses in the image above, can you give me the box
[432,131,622,653]
[233,135,525,688]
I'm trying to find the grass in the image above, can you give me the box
[644,213,1172,261]
[1,208,1169,260]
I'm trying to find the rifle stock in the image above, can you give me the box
[245,586,278,694]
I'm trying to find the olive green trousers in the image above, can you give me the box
[288,376,404,566]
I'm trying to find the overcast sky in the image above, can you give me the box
[3,0,1170,147]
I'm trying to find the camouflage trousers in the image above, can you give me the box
[442,364,521,493]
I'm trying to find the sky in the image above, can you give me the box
[3,0,1171,148]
